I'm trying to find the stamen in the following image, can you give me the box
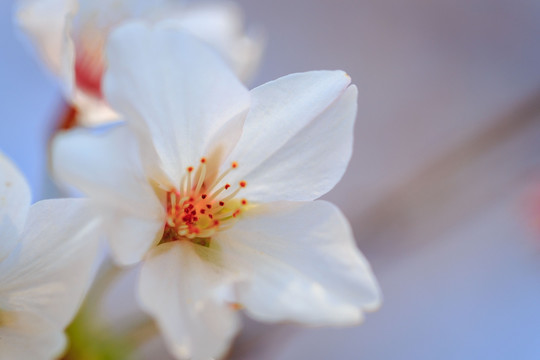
[215,210,238,220]
[206,162,238,193]
[207,185,227,202]
[169,192,177,215]
[194,160,207,195]
[163,158,250,244]
[221,182,246,203]
[186,166,194,192]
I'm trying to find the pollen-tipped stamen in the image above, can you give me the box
[163,159,249,244]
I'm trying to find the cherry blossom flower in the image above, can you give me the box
[53,23,381,360]
[0,152,100,359]
[17,0,262,126]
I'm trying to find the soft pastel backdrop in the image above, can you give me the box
[2,0,540,359]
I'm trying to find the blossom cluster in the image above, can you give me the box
[2,0,382,359]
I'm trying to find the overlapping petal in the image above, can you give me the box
[104,22,250,185]
[222,71,357,202]
[46,21,380,360]
[0,152,31,261]
[16,0,76,75]
[52,125,164,264]
[0,311,66,360]
[0,199,100,328]
[159,1,262,82]
[138,241,240,360]
[18,0,260,127]
[216,201,381,325]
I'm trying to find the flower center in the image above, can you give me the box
[74,31,106,98]
[161,158,248,246]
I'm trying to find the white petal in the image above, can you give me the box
[159,2,263,83]
[223,71,357,202]
[0,199,100,329]
[76,0,171,21]
[216,201,381,326]
[16,0,76,76]
[104,22,250,185]
[138,241,240,360]
[71,90,121,126]
[0,311,66,360]
[104,210,163,266]
[52,125,163,222]
[52,125,164,265]
[0,152,31,261]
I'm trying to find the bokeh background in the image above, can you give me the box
[2,0,540,359]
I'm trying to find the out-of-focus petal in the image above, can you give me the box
[52,125,164,265]
[216,200,381,326]
[0,199,100,328]
[104,22,250,185]
[0,311,66,360]
[223,71,356,202]
[160,1,263,83]
[71,91,120,126]
[0,152,31,261]
[16,0,76,76]
[137,241,240,360]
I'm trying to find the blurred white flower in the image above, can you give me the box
[0,152,100,359]
[53,23,381,360]
[17,0,262,126]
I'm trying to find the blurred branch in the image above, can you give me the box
[355,88,540,259]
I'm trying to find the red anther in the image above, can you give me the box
[219,201,225,206]
[225,184,231,190]
[241,199,247,205]
[201,194,207,199]
[200,209,206,214]
[232,162,238,169]
[184,208,190,213]
[206,204,212,209]
[239,181,247,188]
[209,214,214,219]
[187,166,194,172]
[189,197,194,202]
[188,204,194,209]
[200,157,207,163]
[191,210,197,216]
[193,217,199,221]
[213,220,220,226]
[233,210,241,218]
